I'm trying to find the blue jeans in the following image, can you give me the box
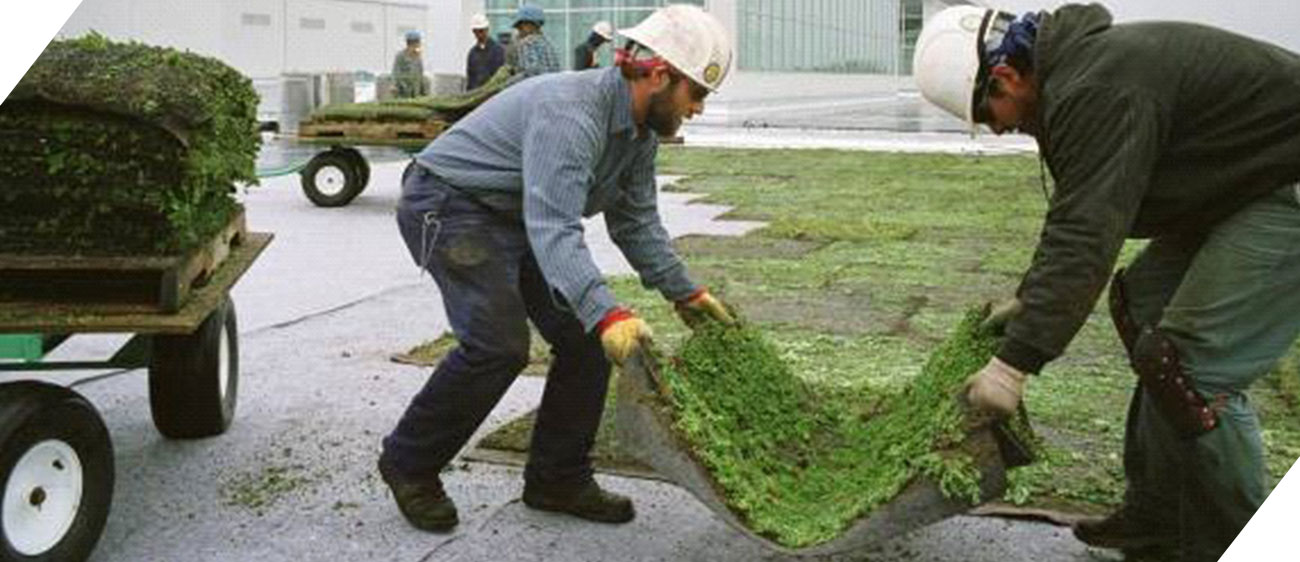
[382,163,612,487]
[1117,184,1300,561]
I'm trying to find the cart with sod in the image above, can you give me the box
[0,214,272,562]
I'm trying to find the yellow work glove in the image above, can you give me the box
[980,297,1023,336]
[597,307,653,365]
[674,287,736,329]
[965,357,1027,418]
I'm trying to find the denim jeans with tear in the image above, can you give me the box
[381,162,612,489]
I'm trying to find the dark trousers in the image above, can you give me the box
[1117,185,1300,561]
[382,163,612,487]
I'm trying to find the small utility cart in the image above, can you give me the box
[0,213,271,562]
[285,128,438,208]
[285,65,516,208]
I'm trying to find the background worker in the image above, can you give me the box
[916,4,1300,562]
[465,13,505,91]
[391,30,428,98]
[512,3,560,79]
[574,20,614,70]
[378,4,735,534]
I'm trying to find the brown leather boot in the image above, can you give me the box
[1073,509,1175,551]
[378,457,459,532]
[522,478,635,523]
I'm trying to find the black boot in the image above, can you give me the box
[1073,508,1175,551]
[522,478,635,523]
[378,457,459,532]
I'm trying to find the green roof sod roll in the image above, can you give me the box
[623,306,1037,549]
[0,33,260,255]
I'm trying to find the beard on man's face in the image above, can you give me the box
[645,88,682,137]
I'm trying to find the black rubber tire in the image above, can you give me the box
[300,150,365,207]
[149,297,239,439]
[346,148,371,191]
[0,382,113,562]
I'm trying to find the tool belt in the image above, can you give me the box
[1109,269,1218,438]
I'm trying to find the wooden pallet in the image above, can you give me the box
[298,119,447,141]
[0,209,247,314]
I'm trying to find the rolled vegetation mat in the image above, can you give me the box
[0,33,259,256]
[615,306,1038,554]
[308,65,515,123]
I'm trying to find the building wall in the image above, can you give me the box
[482,0,704,71]
[58,0,436,78]
[734,0,908,74]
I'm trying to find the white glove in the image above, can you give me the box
[965,357,1027,418]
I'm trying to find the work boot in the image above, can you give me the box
[522,478,635,523]
[1073,508,1175,551]
[377,457,458,532]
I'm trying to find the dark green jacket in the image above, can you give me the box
[1000,4,1300,373]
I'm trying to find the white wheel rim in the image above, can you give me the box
[314,165,348,197]
[218,320,231,403]
[3,440,84,556]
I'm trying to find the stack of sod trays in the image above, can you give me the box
[0,33,259,256]
[306,64,514,124]
[650,307,1036,548]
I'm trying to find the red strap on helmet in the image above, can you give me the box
[615,48,666,72]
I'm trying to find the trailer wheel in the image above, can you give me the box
[0,382,113,562]
[300,149,367,207]
[149,297,238,439]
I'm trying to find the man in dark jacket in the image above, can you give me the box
[916,4,1300,561]
[466,13,505,91]
[573,21,614,70]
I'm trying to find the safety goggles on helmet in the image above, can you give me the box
[971,10,1016,125]
[616,45,711,102]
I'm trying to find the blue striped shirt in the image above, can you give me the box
[414,67,697,331]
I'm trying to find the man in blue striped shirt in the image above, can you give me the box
[378,5,736,532]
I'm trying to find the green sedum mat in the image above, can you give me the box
[657,307,1017,547]
[308,65,515,124]
[0,33,259,255]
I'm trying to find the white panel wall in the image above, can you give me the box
[385,4,430,74]
[129,0,223,58]
[59,0,132,40]
[222,0,286,78]
[426,0,483,75]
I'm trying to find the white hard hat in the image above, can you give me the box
[592,20,614,41]
[619,4,732,92]
[470,13,490,30]
[913,5,1011,124]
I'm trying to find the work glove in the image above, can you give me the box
[597,307,653,366]
[980,297,1023,336]
[675,287,736,329]
[964,357,1027,418]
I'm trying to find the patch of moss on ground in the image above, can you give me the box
[393,330,551,375]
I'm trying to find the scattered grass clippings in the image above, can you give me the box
[224,464,313,514]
